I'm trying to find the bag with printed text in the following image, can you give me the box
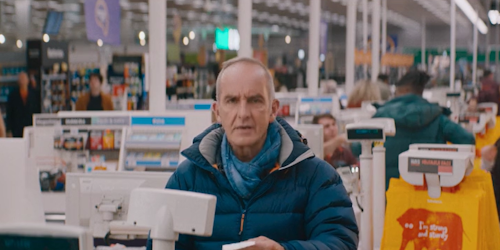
[381,169,500,250]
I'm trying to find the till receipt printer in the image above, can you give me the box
[399,147,474,198]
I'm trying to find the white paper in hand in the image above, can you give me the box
[222,241,256,250]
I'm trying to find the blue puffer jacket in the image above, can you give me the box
[161,118,358,250]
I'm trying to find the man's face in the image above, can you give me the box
[317,117,338,142]
[18,73,29,89]
[89,76,101,94]
[213,63,279,149]
[468,99,478,112]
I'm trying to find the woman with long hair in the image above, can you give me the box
[347,79,382,108]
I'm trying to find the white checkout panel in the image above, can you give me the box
[295,95,341,125]
[26,111,211,219]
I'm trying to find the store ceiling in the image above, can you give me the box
[0,0,491,45]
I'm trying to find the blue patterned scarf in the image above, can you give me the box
[221,121,282,200]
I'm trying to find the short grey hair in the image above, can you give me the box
[216,57,275,103]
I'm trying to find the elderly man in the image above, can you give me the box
[161,58,358,250]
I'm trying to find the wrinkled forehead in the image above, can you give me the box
[218,63,270,99]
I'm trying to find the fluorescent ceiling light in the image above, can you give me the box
[455,0,488,34]
[489,10,499,25]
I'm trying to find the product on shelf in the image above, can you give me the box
[114,130,122,149]
[125,150,180,168]
[39,169,66,192]
[102,130,114,149]
[108,57,144,110]
[90,130,103,150]
[85,155,117,173]
[128,132,182,143]
[53,130,88,151]
[42,73,71,113]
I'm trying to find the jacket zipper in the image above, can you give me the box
[239,209,246,236]
[237,169,284,237]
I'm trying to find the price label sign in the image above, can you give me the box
[408,158,453,175]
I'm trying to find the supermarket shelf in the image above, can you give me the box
[42,74,67,81]
[0,75,18,83]
[89,148,121,151]
[125,166,178,172]
[124,140,181,150]
[126,160,179,167]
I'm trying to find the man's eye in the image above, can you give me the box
[227,99,236,103]
[250,99,262,103]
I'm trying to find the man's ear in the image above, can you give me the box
[269,99,280,122]
[212,102,222,123]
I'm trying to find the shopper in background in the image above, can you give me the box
[312,113,358,168]
[480,139,500,220]
[273,76,288,93]
[75,73,113,111]
[467,97,479,113]
[0,114,6,137]
[377,74,391,101]
[373,70,475,189]
[347,79,381,108]
[478,70,500,115]
[150,57,358,250]
[6,72,40,137]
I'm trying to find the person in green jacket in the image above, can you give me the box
[372,71,475,190]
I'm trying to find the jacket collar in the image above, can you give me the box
[181,117,314,172]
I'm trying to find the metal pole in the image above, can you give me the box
[497,0,500,81]
[372,146,386,249]
[486,22,490,68]
[360,142,373,250]
[15,0,31,41]
[450,0,456,90]
[473,10,478,86]
[421,17,426,72]
[238,0,253,58]
[307,0,321,96]
[148,0,166,112]
[381,0,387,73]
[346,0,358,95]
[362,0,368,78]
[371,0,381,83]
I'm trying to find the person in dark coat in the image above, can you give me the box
[373,71,475,189]
[6,72,40,137]
[481,139,500,220]
[149,57,358,250]
[478,70,500,115]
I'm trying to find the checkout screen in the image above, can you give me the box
[347,128,384,140]
[0,235,79,250]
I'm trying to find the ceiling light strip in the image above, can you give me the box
[455,0,488,34]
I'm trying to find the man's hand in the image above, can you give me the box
[482,145,497,162]
[324,134,348,157]
[242,236,284,250]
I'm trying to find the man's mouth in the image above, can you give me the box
[235,126,253,130]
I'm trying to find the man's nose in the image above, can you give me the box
[237,101,251,118]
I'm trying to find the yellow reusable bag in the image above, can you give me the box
[461,169,500,249]
[381,178,482,250]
